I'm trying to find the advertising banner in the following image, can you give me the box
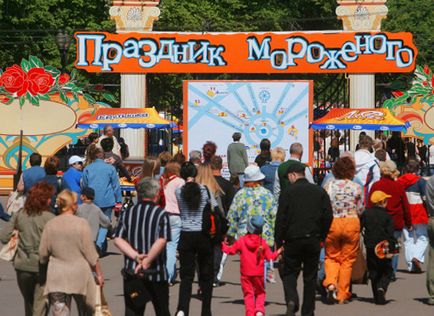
[184,80,313,170]
[74,31,417,74]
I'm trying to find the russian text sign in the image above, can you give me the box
[74,31,417,74]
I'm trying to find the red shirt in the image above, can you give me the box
[368,176,411,230]
[222,234,279,277]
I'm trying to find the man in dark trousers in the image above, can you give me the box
[275,162,333,316]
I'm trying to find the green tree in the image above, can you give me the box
[0,0,118,103]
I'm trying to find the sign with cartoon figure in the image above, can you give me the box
[184,80,313,167]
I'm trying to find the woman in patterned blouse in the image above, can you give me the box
[323,157,364,304]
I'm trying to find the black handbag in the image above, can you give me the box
[121,269,151,308]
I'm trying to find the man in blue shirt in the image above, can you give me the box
[82,147,122,254]
[63,156,84,204]
[17,153,46,194]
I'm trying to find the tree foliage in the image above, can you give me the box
[0,0,432,113]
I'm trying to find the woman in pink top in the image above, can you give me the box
[163,162,185,285]
[222,215,282,316]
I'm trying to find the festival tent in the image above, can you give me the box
[310,108,409,131]
[77,107,176,129]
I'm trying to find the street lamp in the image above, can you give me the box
[55,30,71,71]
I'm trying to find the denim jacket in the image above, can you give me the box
[82,159,122,208]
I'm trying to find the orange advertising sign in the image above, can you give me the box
[74,31,417,74]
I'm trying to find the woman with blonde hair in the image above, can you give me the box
[0,183,56,316]
[196,164,223,200]
[261,147,286,192]
[141,156,161,179]
[39,190,104,316]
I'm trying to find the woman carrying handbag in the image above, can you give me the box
[0,183,56,316]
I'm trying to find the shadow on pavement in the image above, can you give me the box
[414,297,433,305]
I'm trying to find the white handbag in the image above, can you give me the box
[94,285,112,316]
[6,191,26,215]
[0,229,19,261]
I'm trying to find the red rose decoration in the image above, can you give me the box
[58,73,70,85]
[28,67,55,96]
[0,65,29,97]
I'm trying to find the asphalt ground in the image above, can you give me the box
[0,235,432,316]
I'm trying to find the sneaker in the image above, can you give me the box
[326,285,337,304]
[256,312,264,316]
[175,312,185,316]
[411,258,422,273]
[376,288,386,305]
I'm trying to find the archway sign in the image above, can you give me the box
[74,31,417,167]
[75,31,417,74]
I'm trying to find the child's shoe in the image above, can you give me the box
[375,288,386,305]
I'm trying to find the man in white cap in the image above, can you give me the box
[63,155,84,203]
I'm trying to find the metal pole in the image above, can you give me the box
[13,130,24,190]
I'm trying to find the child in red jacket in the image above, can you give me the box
[222,215,282,316]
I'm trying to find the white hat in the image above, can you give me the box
[69,155,84,165]
[244,165,265,182]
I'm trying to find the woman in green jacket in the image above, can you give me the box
[0,182,55,316]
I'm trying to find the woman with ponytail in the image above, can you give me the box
[175,162,215,316]
[222,215,282,316]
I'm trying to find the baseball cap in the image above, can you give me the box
[370,190,392,204]
[81,187,95,200]
[247,215,265,234]
[69,155,84,165]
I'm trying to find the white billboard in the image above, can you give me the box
[184,80,313,168]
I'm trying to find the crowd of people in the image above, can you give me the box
[0,128,434,316]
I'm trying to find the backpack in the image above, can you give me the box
[202,187,229,242]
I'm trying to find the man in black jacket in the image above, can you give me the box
[275,162,333,316]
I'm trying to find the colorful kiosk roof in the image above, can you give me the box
[310,108,409,131]
[77,107,176,129]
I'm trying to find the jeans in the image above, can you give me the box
[16,270,46,316]
[213,244,223,283]
[317,247,326,282]
[392,230,402,273]
[282,237,320,316]
[238,173,245,188]
[96,206,113,253]
[403,224,429,271]
[427,218,434,299]
[166,215,181,283]
[177,232,213,316]
[216,253,228,282]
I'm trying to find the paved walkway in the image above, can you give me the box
[0,241,432,315]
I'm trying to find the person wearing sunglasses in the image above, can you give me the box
[63,155,84,204]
